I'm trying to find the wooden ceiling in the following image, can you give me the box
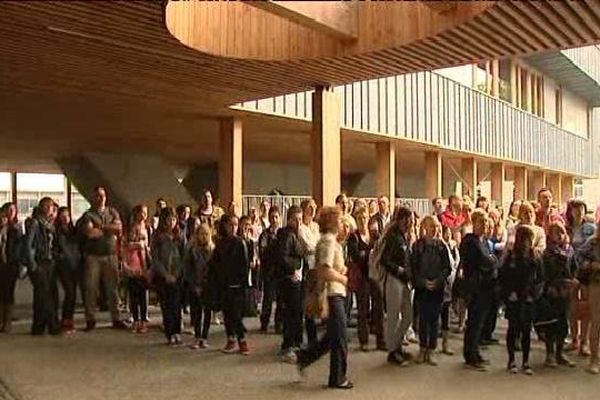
[1,1,600,168]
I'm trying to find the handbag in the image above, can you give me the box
[304,268,329,320]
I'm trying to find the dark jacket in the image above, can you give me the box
[380,224,411,283]
[25,217,55,272]
[410,237,451,291]
[151,233,184,282]
[459,233,497,291]
[542,244,573,299]
[183,244,213,298]
[212,235,249,289]
[498,251,544,303]
[275,227,305,281]
[258,227,279,281]
[347,232,371,279]
[54,227,81,270]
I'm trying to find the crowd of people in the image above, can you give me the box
[2,185,600,389]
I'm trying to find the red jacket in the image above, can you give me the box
[535,208,565,234]
[440,207,466,231]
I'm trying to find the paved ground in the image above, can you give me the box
[2,284,600,400]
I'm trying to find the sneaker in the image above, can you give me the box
[587,363,600,374]
[222,340,238,354]
[387,351,408,366]
[282,349,297,363]
[580,345,591,357]
[465,361,487,372]
[112,320,128,330]
[170,334,183,346]
[557,356,576,368]
[238,340,250,356]
[545,356,558,368]
[507,363,519,374]
[427,351,438,366]
[329,380,354,390]
[522,365,534,375]
[565,341,579,352]
[190,339,202,350]
[84,320,96,332]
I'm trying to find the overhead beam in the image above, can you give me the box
[247,1,358,41]
[420,1,458,13]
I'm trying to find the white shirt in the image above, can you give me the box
[298,221,320,270]
[316,233,347,297]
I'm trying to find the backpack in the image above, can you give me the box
[368,237,387,290]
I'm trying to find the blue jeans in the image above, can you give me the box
[298,295,348,387]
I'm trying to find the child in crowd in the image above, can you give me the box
[184,223,215,349]
[441,224,459,355]
[542,223,576,368]
[410,216,451,366]
[499,226,544,375]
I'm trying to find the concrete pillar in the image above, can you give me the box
[561,175,574,203]
[461,158,477,198]
[219,117,243,216]
[490,162,506,207]
[531,171,547,200]
[513,166,528,200]
[375,142,395,207]
[10,171,17,205]
[311,86,341,206]
[425,151,442,199]
[547,174,562,205]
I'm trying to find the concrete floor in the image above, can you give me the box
[2,284,600,400]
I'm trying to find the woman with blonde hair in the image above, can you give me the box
[506,201,546,255]
[184,223,215,349]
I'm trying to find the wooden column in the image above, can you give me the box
[513,166,528,200]
[561,175,574,204]
[485,61,492,94]
[425,151,442,199]
[471,64,478,89]
[510,60,517,106]
[461,158,478,198]
[532,74,538,115]
[516,65,522,108]
[490,162,506,208]
[531,171,547,200]
[524,69,532,112]
[491,59,500,98]
[547,174,561,205]
[375,142,395,208]
[311,86,341,207]
[10,171,17,205]
[219,117,243,216]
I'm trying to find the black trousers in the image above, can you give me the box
[128,277,148,322]
[417,289,444,350]
[281,279,303,350]
[160,283,182,339]
[53,261,78,322]
[441,301,451,331]
[30,262,59,335]
[298,296,348,387]
[482,299,499,341]
[357,279,385,346]
[463,289,492,364]
[189,291,211,340]
[506,301,533,365]
[260,277,282,331]
[0,263,18,305]
[223,287,246,341]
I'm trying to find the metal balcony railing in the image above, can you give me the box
[235,71,596,178]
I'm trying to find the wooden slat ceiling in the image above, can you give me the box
[1,1,600,163]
